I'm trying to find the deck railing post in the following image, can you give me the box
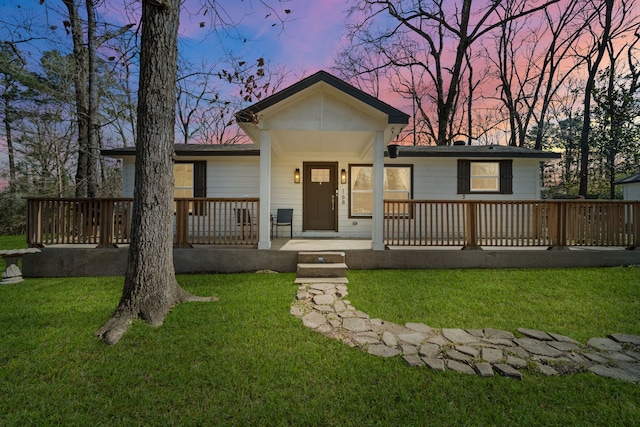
[174,199,191,248]
[97,199,117,248]
[463,201,480,250]
[549,201,568,249]
[26,199,44,248]
[632,201,640,250]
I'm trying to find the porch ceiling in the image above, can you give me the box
[270,129,374,157]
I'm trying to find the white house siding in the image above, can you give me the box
[121,158,135,197]
[120,154,546,241]
[197,155,545,240]
[205,157,259,198]
[385,157,543,201]
[623,183,640,200]
[261,85,385,133]
[121,156,260,198]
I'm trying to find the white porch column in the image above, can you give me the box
[372,131,385,251]
[258,130,272,250]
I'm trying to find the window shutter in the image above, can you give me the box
[457,160,470,194]
[193,161,207,215]
[500,160,513,194]
[194,161,207,197]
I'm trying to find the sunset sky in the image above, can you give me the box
[0,0,351,85]
[177,0,349,78]
[0,1,363,189]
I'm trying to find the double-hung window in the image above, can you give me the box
[350,165,412,217]
[174,161,207,214]
[457,159,512,194]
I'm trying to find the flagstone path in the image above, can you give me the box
[290,281,640,384]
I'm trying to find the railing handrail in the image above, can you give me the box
[26,197,261,248]
[384,199,638,249]
[26,197,638,249]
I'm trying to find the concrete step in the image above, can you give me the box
[298,251,345,264]
[294,277,349,284]
[296,262,348,278]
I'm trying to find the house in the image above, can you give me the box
[614,172,640,200]
[102,70,560,251]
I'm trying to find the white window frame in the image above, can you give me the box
[349,165,413,218]
[470,161,500,193]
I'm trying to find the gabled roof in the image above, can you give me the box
[614,172,640,185]
[387,144,561,159]
[235,70,410,125]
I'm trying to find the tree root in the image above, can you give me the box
[96,288,218,345]
[96,313,133,345]
[178,287,219,303]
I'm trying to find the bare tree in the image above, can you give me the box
[61,0,91,196]
[176,58,286,144]
[57,0,134,197]
[544,79,584,196]
[592,31,640,198]
[0,43,23,193]
[333,44,386,98]
[101,29,140,148]
[575,0,640,196]
[101,1,140,147]
[485,0,596,148]
[342,0,559,145]
[176,59,221,144]
[85,0,99,197]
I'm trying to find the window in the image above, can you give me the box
[174,161,207,214]
[174,163,194,198]
[350,165,412,217]
[457,160,512,194]
[311,168,330,183]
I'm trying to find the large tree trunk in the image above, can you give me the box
[86,0,99,197]
[63,0,90,198]
[96,0,215,345]
[578,0,613,197]
[2,89,16,193]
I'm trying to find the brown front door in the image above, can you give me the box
[303,162,338,231]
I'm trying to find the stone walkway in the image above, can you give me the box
[290,281,640,384]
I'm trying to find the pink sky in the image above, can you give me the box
[0,0,354,186]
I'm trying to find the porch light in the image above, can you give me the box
[294,168,301,184]
[341,169,347,184]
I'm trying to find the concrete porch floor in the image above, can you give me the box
[272,238,373,251]
[21,238,640,278]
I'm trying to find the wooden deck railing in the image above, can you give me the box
[384,200,640,249]
[174,198,259,246]
[26,197,260,247]
[26,198,639,249]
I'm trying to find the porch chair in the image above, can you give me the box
[272,208,293,239]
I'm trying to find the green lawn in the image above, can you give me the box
[0,235,27,250]
[1,267,639,426]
